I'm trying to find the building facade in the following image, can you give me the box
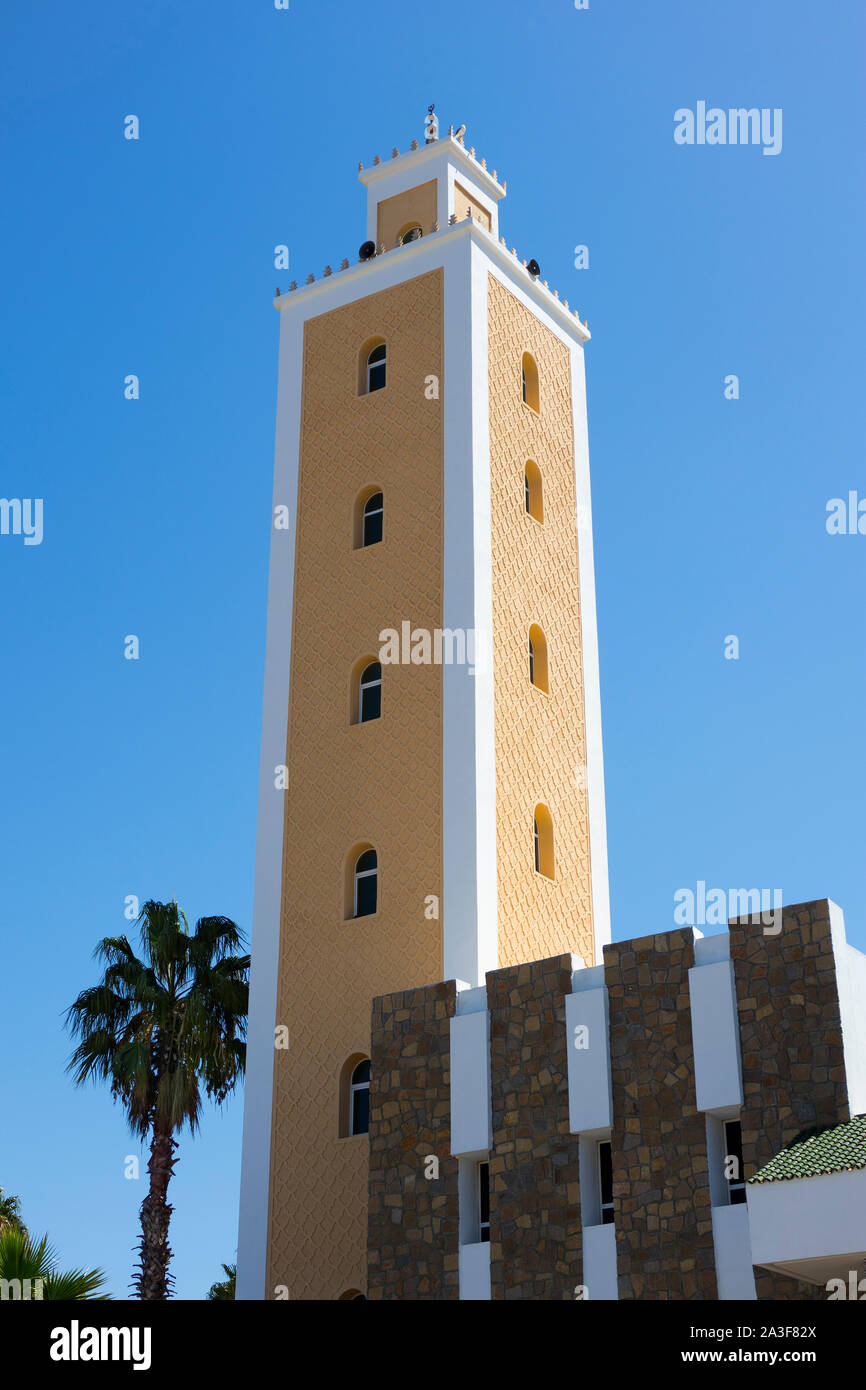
[238,113,610,1300]
[237,115,866,1301]
[368,898,866,1300]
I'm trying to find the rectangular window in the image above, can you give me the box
[360,680,381,722]
[351,1086,369,1136]
[478,1161,490,1243]
[363,507,383,546]
[724,1120,746,1205]
[367,359,386,393]
[598,1140,614,1225]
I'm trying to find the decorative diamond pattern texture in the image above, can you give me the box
[487,275,594,969]
[267,270,445,1300]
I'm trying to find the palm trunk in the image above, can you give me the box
[135,1120,177,1299]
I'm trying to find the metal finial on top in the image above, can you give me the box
[425,104,439,144]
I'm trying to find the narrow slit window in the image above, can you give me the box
[478,1161,490,1243]
[363,492,384,546]
[599,1140,614,1225]
[524,460,543,522]
[533,804,554,879]
[724,1120,746,1205]
[349,1059,370,1136]
[366,343,386,393]
[528,624,548,692]
[353,849,378,917]
[358,661,382,723]
[521,352,539,412]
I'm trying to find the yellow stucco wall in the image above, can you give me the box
[487,273,595,969]
[266,269,445,1300]
[454,180,492,232]
[376,180,438,248]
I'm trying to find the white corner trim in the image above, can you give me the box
[236,310,302,1300]
[569,345,611,958]
[469,240,498,983]
[442,237,497,988]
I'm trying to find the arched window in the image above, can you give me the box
[338,1289,367,1300]
[360,340,386,394]
[350,655,381,724]
[528,624,549,693]
[349,1059,371,1135]
[353,848,378,917]
[357,661,381,723]
[362,491,383,546]
[399,224,422,245]
[353,486,383,549]
[338,1053,371,1139]
[521,352,539,413]
[524,460,543,522]
[533,804,555,879]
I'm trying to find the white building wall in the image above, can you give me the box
[829,901,866,1117]
[450,1007,492,1156]
[582,1224,618,1300]
[459,1242,492,1300]
[566,984,612,1133]
[689,959,743,1113]
[711,1205,757,1300]
[748,1168,866,1268]
[236,309,302,1301]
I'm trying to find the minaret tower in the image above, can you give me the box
[238,111,610,1300]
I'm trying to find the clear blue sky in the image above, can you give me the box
[1,0,863,1300]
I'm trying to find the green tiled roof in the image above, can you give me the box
[749,1114,866,1184]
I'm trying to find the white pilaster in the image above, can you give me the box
[442,238,498,986]
[236,310,302,1300]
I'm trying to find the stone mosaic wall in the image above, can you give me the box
[604,929,718,1300]
[367,980,459,1300]
[364,901,854,1301]
[730,899,849,1302]
[486,954,582,1300]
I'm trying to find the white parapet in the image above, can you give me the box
[747,1168,866,1279]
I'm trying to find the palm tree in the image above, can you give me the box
[206,1261,236,1300]
[0,1227,108,1300]
[0,1188,26,1236]
[65,900,249,1300]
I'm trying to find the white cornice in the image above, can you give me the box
[275,221,591,346]
[358,136,506,202]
